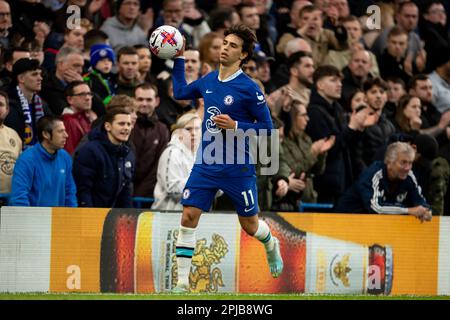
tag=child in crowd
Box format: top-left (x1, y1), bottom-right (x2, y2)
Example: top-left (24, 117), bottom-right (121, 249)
top-left (83, 43), bottom-right (116, 107)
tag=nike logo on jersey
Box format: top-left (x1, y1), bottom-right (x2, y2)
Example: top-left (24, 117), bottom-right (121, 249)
top-left (244, 206), bottom-right (255, 213)
top-left (206, 89), bottom-right (213, 94)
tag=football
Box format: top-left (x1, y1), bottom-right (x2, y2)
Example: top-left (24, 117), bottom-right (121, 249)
top-left (149, 25), bottom-right (184, 59)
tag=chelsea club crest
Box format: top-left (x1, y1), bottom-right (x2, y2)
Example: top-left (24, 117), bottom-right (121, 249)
top-left (224, 95), bottom-right (234, 106)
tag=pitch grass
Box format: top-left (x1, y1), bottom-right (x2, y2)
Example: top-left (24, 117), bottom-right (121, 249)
top-left (0, 293), bottom-right (449, 300)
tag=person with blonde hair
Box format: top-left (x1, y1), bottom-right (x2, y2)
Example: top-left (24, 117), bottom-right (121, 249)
top-left (152, 112), bottom-right (201, 210)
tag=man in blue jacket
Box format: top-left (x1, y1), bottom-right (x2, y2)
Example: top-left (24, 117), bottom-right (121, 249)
top-left (72, 107), bottom-right (135, 208)
top-left (9, 115), bottom-right (77, 207)
top-left (336, 141), bottom-right (432, 222)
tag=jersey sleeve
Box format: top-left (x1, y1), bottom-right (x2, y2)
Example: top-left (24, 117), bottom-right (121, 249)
top-left (237, 85), bottom-right (273, 133)
top-left (172, 57), bottom-right (203, 100)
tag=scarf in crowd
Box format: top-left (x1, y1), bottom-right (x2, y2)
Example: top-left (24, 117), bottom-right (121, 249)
top-left (16, 86), bottom-right (45, 149)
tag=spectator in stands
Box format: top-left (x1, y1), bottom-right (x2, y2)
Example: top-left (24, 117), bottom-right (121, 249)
top-left (418, 0), bottom-right (449, 73)
top-left (83, 43), bottom-right (116, 108)
top-left (335, 141), bottom-right (432, 222)
top-left (393, 94), bottom-right (422, 135)
top-left (130, 83), bottom-right (170, 200)
top-left (0, 0), bottom-right (12, 49)
top-left (42, 20), bottom-right (92, 73)
top-left (9, 0), bottom-right (53, 48)
top-left (323, 16), bottom-right (379, 76)
top-left (409, 74), bottom-right (450, 142)
top-left (61, 81), bottom-right (96, 155)
top-left (428, 47), bottom-right (450, 114)
top-left (0, 47), bottom-right (30, 90)
top-left (22, 39), bottom-right (45, 66)
top-left (272, 100), bottom-right (334, 211)
top-left (207, 6), bottom-right (240, 37)
top-left (268, 51), bottom-right (314, 117)
top-left (340, 49), bottom-right (373, 108)
top-left (411, 133), bottom-right (449, 217)
top-left (378, 26), bottom-right (421, 85)
top-left (275, 0), bottom-right (312, 56)
top-left (134, 44), bottom-right (156, 84)
top-left (113, 46), bottom-right (142, 97)
top-left (100, 0), bottom-right (149, 52)
top-left (72, 107), bottom-right (135, 208)
top-left (237, 3), bottom-right (274, 57)
top-left (305, 65), bottom-right (369, 204)
top-left (371, 2), bottom-right (422, 62)
top-left (254, 50), bottom-right (276, 94)
top-left (0, 91), bottom-right (22, 196)
top-left (41, 47), bottom-right (85, 115)
top-left (198, 32), bottom-right (223, 74)
top-left (4, 58), bottom-right (51, 149)
top-left (83, 29), bottom-right (109, 62)
top-left (271, 37), bottom-right (312, 89)
top-left (152, 112), bottom-right (202, 210)
top-left (9, 115), bottom-right (77, 207)
top-left (295, 5), bottom-right (348, 66)
top-left (385, 76), bottom-right (406, 121)
top-left (360, 78), bottom-right (396, 168)
top-left (182, 0), bottom-right (212, 48)
top-left (184, 48), bottom-right (201, 84)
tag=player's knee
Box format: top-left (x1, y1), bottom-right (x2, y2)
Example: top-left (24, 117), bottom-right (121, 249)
top-left (181, 207), bottom-right (201, 227)
top-left (240, 219), bottom-right (258, 236)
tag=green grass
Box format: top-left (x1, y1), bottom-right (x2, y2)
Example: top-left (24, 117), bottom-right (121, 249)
top-left (0, 293), bottom-right (449, 300)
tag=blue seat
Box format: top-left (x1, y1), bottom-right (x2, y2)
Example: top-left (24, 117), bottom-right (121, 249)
top-left (299, 202), bottom-right (334, 212)
top-left (132, 197), bottom-right (155, 209)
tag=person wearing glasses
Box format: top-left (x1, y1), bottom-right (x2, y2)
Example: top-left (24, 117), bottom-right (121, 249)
top-left (61, 81), bottom-right (96, 155)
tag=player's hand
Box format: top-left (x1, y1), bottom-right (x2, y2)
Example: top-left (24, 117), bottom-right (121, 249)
top-left (275, 180), bottom-right (289, 198)
top-left (213, 114), bottom-right (236, 130)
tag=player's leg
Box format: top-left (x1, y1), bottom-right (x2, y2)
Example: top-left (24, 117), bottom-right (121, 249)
top-left (238, 214), bottom-right (283, 278)
top-left (174, 205), bottom-right (202, 292)
top-left (173, 171), bottom-right (218, 292)
top-left (224, 176), bottom-right (283, 278)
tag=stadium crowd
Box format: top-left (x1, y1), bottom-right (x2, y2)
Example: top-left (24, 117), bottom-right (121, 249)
top-left (0, 0), bottom-right (449, 216)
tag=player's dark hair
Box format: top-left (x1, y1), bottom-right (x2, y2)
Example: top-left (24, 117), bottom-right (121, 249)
top-left (224, 24), bottom-right (257, 66)
top-left (64, 80), bottom-right (88, 98)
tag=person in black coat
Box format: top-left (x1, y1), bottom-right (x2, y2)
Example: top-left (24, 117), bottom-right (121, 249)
top-left (305, 65), bottom-right (369, 204)
top-left (72, 108), bottom-right (135, 208)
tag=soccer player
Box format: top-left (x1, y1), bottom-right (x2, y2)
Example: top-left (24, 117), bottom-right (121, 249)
top-left (171, 24), bottom-right (283, 292)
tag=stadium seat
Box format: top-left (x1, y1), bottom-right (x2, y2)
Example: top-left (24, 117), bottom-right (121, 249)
top-left (299, 202), bottom-right (334, 213)
top-left (132, 197), bottom-right (155, 209)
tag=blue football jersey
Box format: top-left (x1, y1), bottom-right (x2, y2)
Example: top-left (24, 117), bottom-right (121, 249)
top-left (172, 57), bottom-right (273, 177)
